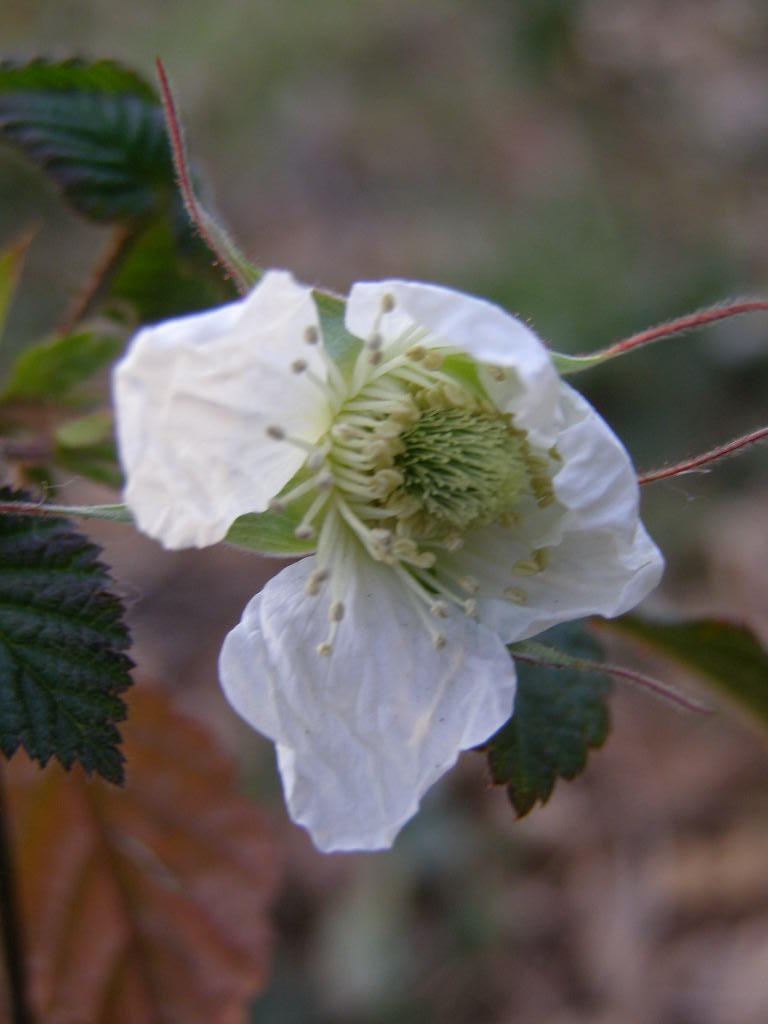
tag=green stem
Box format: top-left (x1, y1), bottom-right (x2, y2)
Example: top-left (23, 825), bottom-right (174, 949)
top-left (0, 765), bottom-right (31, 1024)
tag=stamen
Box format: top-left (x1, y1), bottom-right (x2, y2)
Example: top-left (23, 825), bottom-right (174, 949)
top-left (291, 358), bottom-right (308, 373)
top-left (512, 558), bottom-right (540, 576)
top-left (503, 586), bottom-right (527, 604)
top-left (266, 424), bottom-right (285, 440)
top-left (305, 568), bottom-right (330, 596)
top-left (381, 293), bottom-right (396, 313)
top-left (304, 325), bottom-right (319, 344)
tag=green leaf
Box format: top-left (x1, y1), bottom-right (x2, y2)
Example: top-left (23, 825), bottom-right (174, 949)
top-left (0, 58), bottom-right (174, 222)
top-left (109, 217), bottom-right (235, 321)
top-left (605, 615), bottom-right (768, 731)
top-left (488, 623), bottom-right (611, 817)
top-left (0, 488), bottom-right (133, 783)
top-left (0, 232), bottom-right (31, 341)
top-left (1, 328), bottom-right (124, 402)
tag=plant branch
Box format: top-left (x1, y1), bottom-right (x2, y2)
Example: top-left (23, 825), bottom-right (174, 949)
top-left (0, 766), bottom-right (31, 1024)
top-left (638, 425), bottom-right (768, 485)
top-left (57, 222), bottom-right (142, 334)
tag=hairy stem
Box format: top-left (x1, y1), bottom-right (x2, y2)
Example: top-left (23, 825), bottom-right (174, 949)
top-left (639, 425), bottom-right (768, 485)
top-left (586, 299), bottom-right (768, 361)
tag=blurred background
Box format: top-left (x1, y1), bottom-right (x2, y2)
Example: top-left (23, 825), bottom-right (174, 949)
top-left (2, 2), bottom-right (768, 1022)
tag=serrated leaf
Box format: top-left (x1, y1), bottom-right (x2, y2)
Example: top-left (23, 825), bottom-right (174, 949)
top-left (0, 58), bottom-right (174, 222)
top-left (1, 328), bottom-right (124, 401)
top-left (0, 232), bottom-right (32, 341)
top-left (605, 615), bottom-right (768, 731)
top-left (488, 623), bottom-right (611, 817)
top-left (1, 686), bottom-right (278, 1023)
top-left (0, 488), bottom-right (132, 782)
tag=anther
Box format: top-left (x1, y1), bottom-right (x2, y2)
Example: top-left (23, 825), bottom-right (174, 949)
top-left (307, 451), bottom-right (325, 470)
top-left (512, 559), bottom-right (540, 576)
top-left (463, 599), bottom-right (477, 617)
top-left (291, 358), bottom-right (308, 374)
top-left (503, 586), bottom-right (527, 604)
top-left (316, 472), bottom-right (334, 490)
top-left (422, 351), bottom-right (444, 371)
top-left (433, 632), bottom-right (447, 650)
top-left (267, 498), bottom-right (286, 513)
top-left (459, 575), bottom-right (479, 593)
top-left (430, 600), bottom-right (450, 618)
top-left (305, 568), bottom-right (330, 596)
top-left (266, 424), bottom-right (285, 440)
top-left (533, 548), bottom-right (549, 570)
top-left (329, 600), bottom-right (345, 622)
top-left (317, 641), bottom-right (333, 656)
top-left (295, 524), bottom-right (316, 539)
top-left (304, 325), bottom-right (319, 345)
top-left (406, 345), bottom-right (426, 361)
top-left (489, 366), bottom-right (507, 382)
top-left (381, 293), bottom-right (396, 313)
top-left (368, 333), bottom-right (383, 351)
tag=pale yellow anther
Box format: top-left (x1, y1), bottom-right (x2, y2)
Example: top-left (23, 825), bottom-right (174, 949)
top-left (463, 599), bottom-right (477, 617)
top-left (304, 325), bottom-right (319, 345)
top-left (459, 575), bottom-right (479, 593)
top-left (443, 534), bottom-right (464, 553)
top-left (416, 551), bottom-right (437, 569)
top-left (291, 358), bottom-right (308, 373)
top-left (329, 600), bottom-right (345, 622)
top-left (489, 365), bottom-right (507, 382)
top-left (525, 454), bottom-right (550, 473)
top-left (295, 524), bottom-right (316, 540)
top-left (430, 600), bottom-right (449, 618)
top-left (548, 445), bottom-right (563, 462)
top-left (512, 559), bottom-right (540, 576)
top-left (433, 632), bottom-right (447, 651)
top-left (503, 586), bottom-right (527, 604)
top-left (381, 293), bottom-right (396, 313)
top-left (267, 497), bottom-right (286, 513)
top-left (533, 548), bottom-right (549, 570)
top-left (422, 350), bottom-right (444, 371)
top-left (317, 641), bottom-right (333, 656)
top-left (406, 345), bottom-right (426, 361)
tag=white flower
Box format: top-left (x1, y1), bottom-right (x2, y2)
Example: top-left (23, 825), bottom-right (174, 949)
top-left (114, 271), bottom-right (663, 853)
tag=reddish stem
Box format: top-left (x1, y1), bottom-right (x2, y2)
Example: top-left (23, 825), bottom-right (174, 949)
top-left (591, 299), bottom-right (768, 360)
top-left (513, 651), bottom-right (711, 714)
top-left (639, 425), bottom-right (768, 485)
top-left (155, 58), bottom-right (249, 293)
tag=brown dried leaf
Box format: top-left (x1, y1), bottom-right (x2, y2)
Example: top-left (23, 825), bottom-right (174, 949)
top-left (2, 686), bottom-right (279, 1024)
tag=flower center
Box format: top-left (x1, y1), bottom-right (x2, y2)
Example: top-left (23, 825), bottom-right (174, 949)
top-left (394, 403), bottom-right (529, 535)
top-left (266, 296), bottom-right (559, 653)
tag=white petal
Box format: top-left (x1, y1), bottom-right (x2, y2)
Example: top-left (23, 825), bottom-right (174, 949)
top-left (219, 548), bottom-right (516, 853)
top-left (114, 271), bottom-right (331, 548)
top-left (446, 380), bottom-right (664, 641)
top-left (346, 279), bottom-right (561, 443)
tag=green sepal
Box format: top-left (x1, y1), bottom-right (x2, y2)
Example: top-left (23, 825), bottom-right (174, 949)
top-left (314, 289), bottom-right (361, 370)
top-left (550, 350), bottom-right (609, 375)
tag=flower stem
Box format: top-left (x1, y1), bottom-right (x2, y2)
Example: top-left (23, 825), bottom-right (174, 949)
top-left (638, 425), bottom-right (768, 485)
top-left (590, 299), bottom-right (768, 361)
top-left (0, 766), bottom-right (31, 1024)
top-left (155, 58), bottom-right (258, 294)
top-left (513, 650), bottom-right (711, 714)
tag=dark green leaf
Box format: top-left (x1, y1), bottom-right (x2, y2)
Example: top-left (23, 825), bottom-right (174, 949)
top-left (1, 328), bottom-right (124, 401)
top-left (488, 623), bottom-right (611, 817)
top-left (0, 488), bottom-right (133, 782)
top-left (0, 58), bottom-right (174, 221)
top-left (109, 217), bottom-right (235, 321)
top-left (606, 615), bottom-right (768, 731)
